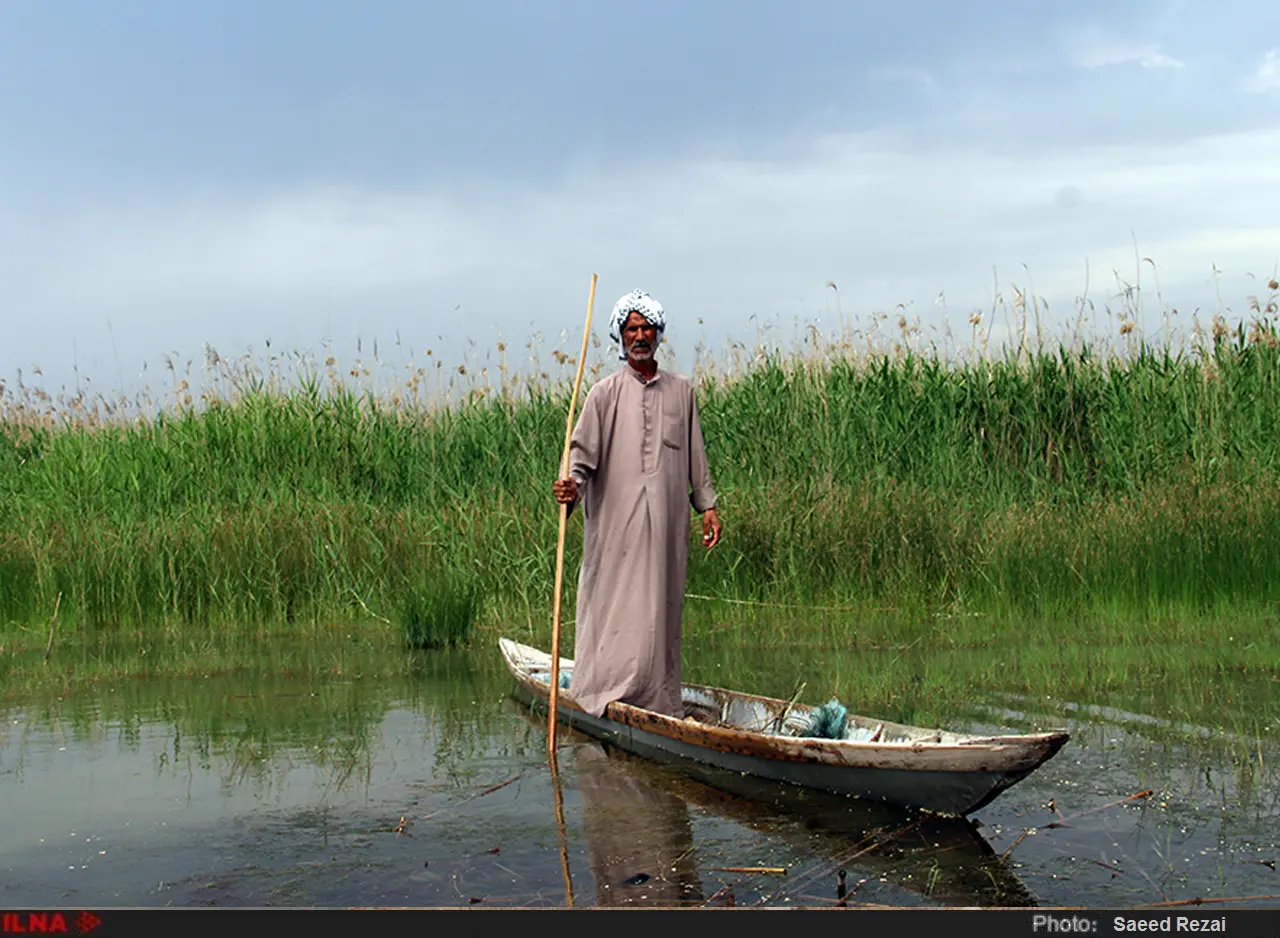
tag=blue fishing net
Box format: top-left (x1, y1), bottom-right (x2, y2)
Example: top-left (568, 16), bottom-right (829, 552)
top-left (535, 669), bottom-right (572, 689)
top-left (805, 698), bottom-right (848, 739)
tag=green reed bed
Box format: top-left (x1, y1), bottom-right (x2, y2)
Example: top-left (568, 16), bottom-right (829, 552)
top-left (3, 302), bottom-right (1280, 663)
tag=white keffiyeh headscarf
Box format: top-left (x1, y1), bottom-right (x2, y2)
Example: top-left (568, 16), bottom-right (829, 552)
top-left (608, 290), bottom-right (666, 360)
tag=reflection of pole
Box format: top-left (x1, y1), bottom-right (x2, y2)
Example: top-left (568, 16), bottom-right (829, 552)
top-left (549, 752), bottom-right (576, 907)
top-left (549, 272), bottom-right (597, 756)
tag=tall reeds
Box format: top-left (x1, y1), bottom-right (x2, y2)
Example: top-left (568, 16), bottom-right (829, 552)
top-left (402, 568), bottom-right (481, 649)
top-left (3, 282), bottom-right (1280, 644)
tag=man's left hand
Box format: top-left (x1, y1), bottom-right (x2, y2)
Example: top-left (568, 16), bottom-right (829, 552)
top-left (701, 508), bottom-right (722, 549)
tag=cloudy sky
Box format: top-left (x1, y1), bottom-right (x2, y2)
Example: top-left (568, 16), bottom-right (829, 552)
top-left (3, 0), bottom-right (1279, 395)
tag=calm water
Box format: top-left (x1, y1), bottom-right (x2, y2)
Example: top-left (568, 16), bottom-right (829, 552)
top-left (1, 640), bottom-right (1277, 908)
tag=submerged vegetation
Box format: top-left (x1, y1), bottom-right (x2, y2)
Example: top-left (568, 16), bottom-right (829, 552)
top-left (1, 277), bottom-right (1280, 675)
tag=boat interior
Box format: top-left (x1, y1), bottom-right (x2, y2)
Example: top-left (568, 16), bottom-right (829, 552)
top-left (519, 652), bottom-right (971, 745)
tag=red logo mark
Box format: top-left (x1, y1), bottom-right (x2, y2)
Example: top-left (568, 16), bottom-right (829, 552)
top-left (1, 913), bottom-right (68, 934)
top-left (74, 914), bottom-right (100, 936)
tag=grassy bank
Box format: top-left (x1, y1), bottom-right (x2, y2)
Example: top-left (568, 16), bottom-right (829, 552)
top-left (3, 305), bottom-right (1280, 649)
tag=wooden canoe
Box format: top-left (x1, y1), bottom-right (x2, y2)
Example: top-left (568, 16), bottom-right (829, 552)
top-left (500, 637), bottom-right (1069, 817)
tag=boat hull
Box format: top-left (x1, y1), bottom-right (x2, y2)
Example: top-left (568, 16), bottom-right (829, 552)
top-left (501, 638), bottom-right (1067, 816)
top-left (516, 685), bottom-right (1041, 816)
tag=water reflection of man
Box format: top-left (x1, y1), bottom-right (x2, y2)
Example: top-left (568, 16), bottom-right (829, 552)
top-left (574, 742), bottom-right (704, 907)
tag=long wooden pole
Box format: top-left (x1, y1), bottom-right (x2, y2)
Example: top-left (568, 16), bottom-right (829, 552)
top-left (548, 272), bottom-right (597, 755)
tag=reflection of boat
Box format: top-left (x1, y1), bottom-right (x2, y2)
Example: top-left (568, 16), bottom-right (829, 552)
top-left (501, 638), bottom-right (1068, 816)
top-left (509, 705), bottom-right (1037, 908)
top-left (590, 743), bottom-right (1040, 908)
top-left (573, 743), bottom-right (705, 907)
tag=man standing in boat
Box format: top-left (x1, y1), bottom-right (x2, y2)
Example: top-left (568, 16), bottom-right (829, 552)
top-left (552, 290), bottom-right (722, 719)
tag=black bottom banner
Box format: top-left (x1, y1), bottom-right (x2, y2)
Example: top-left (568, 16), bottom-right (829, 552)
top-left (1, 907), bottom-right (1277, 935)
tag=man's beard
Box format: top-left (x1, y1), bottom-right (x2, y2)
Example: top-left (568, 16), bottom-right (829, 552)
top-left (627, 342), bottom-right (655, 362)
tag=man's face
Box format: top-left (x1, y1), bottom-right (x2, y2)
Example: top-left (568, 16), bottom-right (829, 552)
top-left (622, 311), bottom-right (659, 364)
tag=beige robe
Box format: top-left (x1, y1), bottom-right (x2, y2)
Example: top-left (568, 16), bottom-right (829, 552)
top-left (567, 366), bottom-right (717, 718)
